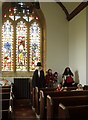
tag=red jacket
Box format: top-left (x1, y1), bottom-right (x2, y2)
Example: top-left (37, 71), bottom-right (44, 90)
top-left (45, 73), bottom-right (54, 84)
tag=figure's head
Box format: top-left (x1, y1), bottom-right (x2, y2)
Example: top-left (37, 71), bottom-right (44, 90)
top-left (36, 62), bottom-right (42, 69)
top-left (66, 67), bottom-right (70, 72)
top-left (54, 72), bottom-right (58, 77)
top-left (48, 69), bottom-right (52, 74)
top-left (77, 84), bottom-right (83, 89)
top-left (63, 67), bottom-right (73, 76)
top-left (37, 62), bottom-right (42, 67)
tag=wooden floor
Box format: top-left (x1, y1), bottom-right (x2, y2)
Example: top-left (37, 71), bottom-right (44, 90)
top-left (13, 99), bottom-right (37, 120)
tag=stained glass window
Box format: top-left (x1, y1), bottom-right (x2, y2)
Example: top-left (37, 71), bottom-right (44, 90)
top-left (29, 22), bottom-right (41, 71)
top-left (2, 20), bottom-right (14, 71)
top-left (2, 2), bottom-right (44, 73)
top-left (16, 21), bottom-right (27, 71)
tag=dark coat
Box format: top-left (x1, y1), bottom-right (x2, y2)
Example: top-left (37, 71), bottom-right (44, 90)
top-left (32, 69), bottom-right (45, 88)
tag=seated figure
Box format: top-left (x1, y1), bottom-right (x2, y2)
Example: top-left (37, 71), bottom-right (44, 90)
top-left (45, 69), bottom-right (54, 87)
top-left (62, 67), bottom-right (74, 87)
top-left (53, 72), bottom-right (60, 88)
top-left (56, 84), bottom-right (63, 91)
top-left (76, 84), bottom-right (83, 91)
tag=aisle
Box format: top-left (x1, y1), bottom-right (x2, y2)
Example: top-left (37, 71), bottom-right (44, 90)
top-left (13, 99), bottom-right (37, 120)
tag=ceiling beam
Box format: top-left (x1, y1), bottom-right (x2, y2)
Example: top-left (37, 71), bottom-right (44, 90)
top-left (57, 2), bottom-right (88, 21)
top-left (57, 2), bottom-right (69, 18)
top-left (67, 2), bottom-right (88, 21)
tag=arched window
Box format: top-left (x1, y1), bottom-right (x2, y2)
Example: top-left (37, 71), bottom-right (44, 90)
top-left (2, 2), bottom-right (46, 76)
top-left (2, 20), bottom-right (14, 71)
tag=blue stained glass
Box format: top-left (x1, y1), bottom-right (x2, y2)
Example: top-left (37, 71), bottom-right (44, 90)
top-left (4, 42), bottom-right (11, 49)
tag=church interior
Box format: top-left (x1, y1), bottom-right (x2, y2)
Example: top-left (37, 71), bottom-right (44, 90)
top-left (0, 0), bottom-right (88, 120)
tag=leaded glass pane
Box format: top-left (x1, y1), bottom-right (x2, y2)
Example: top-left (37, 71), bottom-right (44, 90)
top-left (2, 20), bottom-right (14, 71)
top-left (23, 15), bottom-right (28, 21)
top-left (15, 16), bottom-right (21, 21)
top-left (16, 21), bottom-right (27, 71)
top-left (29, 15), bottom-right (34, 22)
top-left (9, 15), bottom-right (14, 20)
top-left (29, 22), bottom-right (41, 71)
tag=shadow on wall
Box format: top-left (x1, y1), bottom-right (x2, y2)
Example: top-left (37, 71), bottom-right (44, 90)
top-left (75, 70), bottom-right (79, 84)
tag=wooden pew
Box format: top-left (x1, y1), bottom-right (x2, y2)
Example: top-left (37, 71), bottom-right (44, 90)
top-left (0, 92), bottom-right (10, 99)
top-left (0, 110), bottom-right (10, 120)
top-left (66, 86), bottom-right (77, 91)
top-left (34, 86), bottom-right (77, 116)
top-left (58, 103), bottom-right (88, 120)
top-left (0, 88), bottom-right (11, 93)
top-left (34, 87), bottom-right (57, 115)
top-left (83, 85), bottom-right (88, 90)
top-left (32, 88), bottom-right (35, 109)
top-left (40, 90), bottom-right (88, 119)
top-left (0, 85), bottom-right (11, 93)
top-left (0, 99), bottom-right (12, 120)
top-left (0, 85), bottom-right (11, 89)
top-left (47, 95), bottom-right (88, 120)
top-left (1, 99), bottom-right (10, 110)
top-left (0, 85), bottom-right (13, 120)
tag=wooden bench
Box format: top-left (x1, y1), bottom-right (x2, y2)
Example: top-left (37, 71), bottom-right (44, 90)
top-left (84, 85), bottom-right (88, 90)
top-left (0, 110), bottom-right (10, 120)
top-left (0, 92), bottom-right (10, 99)
top-left (0, 85), bottom-right (11, 93)
top-left (66, 86), bottom-right (77, 91)
top-left (0, 85), bottom-right (13, 120)
top-left (0, 99), bottom-right (12, 120)
top-left (33, 86), bottom-right (77, 115)
top-left (0, 86), bottom-right (11, 89)
top-left (32, 88), bottom-right (35, 110)
top-left (47, 95), bottom-right (88, 120)
top-left (34, 87), bottom-right (56, 115)
top-left (0, 88), bottom-right (11, 93)
top-left (40, 90), bottom-right (88, 119)
top-left (58, 103), bottom-right (88, 120)
top-left (0, 99), bottom-right (10, 110)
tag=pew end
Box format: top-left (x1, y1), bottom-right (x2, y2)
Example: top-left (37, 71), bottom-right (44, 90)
top-left (58, 103), bottom-right (69, 120)
top-left (40, 90), bottom-right (44, 120)
top-left (35, 87), bottom-right (39, 115)
top-left (32, 87), bottom-right (35, 110)
top-left (47, 95), bottom-right (53, 120)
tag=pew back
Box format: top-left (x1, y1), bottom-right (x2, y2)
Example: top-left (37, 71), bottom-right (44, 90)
top-left (0, 85), bottom-right (13, 120)
top-left (58, 103), bottom-right (88, 120)
top-left (1, 88), bottom-right (11, 93)
top-left (40, 90), bottom-right (88, 119)
top-left (47, 95), bottom-right (88, 120)
top-left (0, 92), bottom-right (10, 99)
top-left (0, 99), bottom-right (10, 110)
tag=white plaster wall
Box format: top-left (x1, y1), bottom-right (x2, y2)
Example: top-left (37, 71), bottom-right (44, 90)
top-left (40, 2), bottom-right (69, 76)
top-left (69, 8), bottom-right (86, 85)
top-left (86, 6), bottom-right (88, 85)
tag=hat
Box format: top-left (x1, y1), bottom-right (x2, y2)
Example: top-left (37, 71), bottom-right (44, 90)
top-left (37, 62), bottom-right (42, 66)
